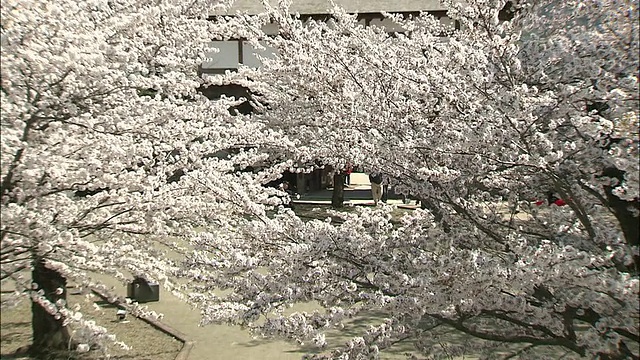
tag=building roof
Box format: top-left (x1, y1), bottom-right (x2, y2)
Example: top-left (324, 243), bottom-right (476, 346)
top-left (215, 0), bottom-right (446, 15)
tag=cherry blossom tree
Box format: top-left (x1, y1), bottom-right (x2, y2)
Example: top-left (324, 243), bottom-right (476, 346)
top-left (186, 0), bottom-right (639, 358)
top-left (0, 0), bottom-right (296, 356)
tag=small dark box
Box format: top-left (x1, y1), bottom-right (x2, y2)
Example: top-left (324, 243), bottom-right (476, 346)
top-left (127, 277), bottom-right (160, 303)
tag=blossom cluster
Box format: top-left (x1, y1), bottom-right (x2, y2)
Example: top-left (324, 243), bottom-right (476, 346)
top-left (183, 0), bottom-right (639, 358)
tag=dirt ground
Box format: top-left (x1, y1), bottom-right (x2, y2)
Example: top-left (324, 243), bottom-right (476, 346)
top-left (0, 288), bottom-right (182, 360)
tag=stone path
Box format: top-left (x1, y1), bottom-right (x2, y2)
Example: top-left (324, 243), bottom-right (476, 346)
top-left (91, 272), bottom-right (312, 360)
top-left (93, 173), bottom-right (420, 359)
top-left (294, 173), bottom-right (420, 208)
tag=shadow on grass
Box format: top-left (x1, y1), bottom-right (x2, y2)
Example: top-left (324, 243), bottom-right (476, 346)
top-left (93, 300), bottom-right (119, 308)
top-left (1, 321), bottom-right (30, 330)
top-left (0, 351), bottom-right (31, 360)
top-left (1, 319), bottom-right (31, 358)
top-left (234, 311), bottom-right (584, 360)
top-left (0, 344), bottom-right (180, 360)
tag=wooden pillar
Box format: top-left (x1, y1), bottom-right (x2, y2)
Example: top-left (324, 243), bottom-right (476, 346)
top-left (296, 173), bottom-right (307, 194)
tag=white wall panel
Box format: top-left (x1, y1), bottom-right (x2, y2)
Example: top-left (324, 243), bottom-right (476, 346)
top-left (242, 41), bottom-right (277, 68)
top-left (201, 41), bottom-right (240, 69)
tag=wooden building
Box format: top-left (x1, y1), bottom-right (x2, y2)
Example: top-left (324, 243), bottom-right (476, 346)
top-left (200, 0), bottom-right (451, 75)
top-left (198, 1), bottom-right (514, 193)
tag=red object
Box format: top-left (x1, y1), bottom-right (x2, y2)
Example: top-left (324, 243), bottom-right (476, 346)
top-left (534, 199), bottom-right (568, 206)
top-left (554, 199), bottom-right (567, 206)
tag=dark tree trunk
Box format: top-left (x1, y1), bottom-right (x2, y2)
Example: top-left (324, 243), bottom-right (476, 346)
top-left (602, 167), bottom-right (640, 247)
top-left (332, 173), bottom-right (345, 208)
top-left (419, 197), bottom-right (451, 233)
top-left (30, 257), bottom-right (71, 358)
top-left (297, 173), bottom-right (307, 195)
top-left (602, 167), bottom-right (639, 273)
